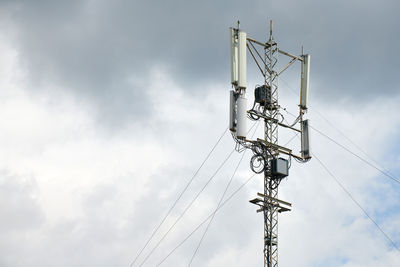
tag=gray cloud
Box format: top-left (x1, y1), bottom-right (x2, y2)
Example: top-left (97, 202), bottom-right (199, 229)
top-left (3, 0), bottom-right (398, 130)
top-left (0, 2), bottom-right (399, 266)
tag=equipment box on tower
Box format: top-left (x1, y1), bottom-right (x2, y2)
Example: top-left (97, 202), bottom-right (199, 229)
top-left (271, 158), bottom-right (289, 179)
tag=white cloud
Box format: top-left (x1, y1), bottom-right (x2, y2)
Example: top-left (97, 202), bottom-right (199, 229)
top-left (0, 5), bottom-right (400, 266)
top-left (1, 48), bottom-right (399, 266)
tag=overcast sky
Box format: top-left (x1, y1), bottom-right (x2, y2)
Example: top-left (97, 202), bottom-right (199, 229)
top-left (0, 1), bottom-right (399, 266)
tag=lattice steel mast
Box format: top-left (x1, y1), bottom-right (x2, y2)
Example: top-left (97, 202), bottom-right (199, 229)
top-left (263, 20), bottom-right (280, 267)
top-left (229, 20), bottom-right (312, 267)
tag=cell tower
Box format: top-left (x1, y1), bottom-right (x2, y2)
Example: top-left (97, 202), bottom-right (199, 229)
top-left (229, 20), bottom-right (311, 267)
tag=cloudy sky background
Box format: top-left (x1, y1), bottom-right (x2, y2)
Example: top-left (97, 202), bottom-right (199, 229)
top-left (0, 0), bottom-right (399, 266)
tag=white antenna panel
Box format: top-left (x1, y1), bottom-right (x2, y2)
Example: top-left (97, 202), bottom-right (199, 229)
top-left (230, 28), bottom-right (238, 85)
top-left (301, 119), bottom-right (311, 159)
top-left (229, 90), bottom-right (236, 132)
top-left (236, 96), bottom-right (247, 139)
top-left (300, 54), bottom-right (310, 109)
top-left (238, 31), bottom-right (247, 89)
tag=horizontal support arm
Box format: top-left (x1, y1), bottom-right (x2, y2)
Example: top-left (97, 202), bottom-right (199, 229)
top-left (247, 110), bottom-right (301, 133)
top-left (277, 49), bottom-right (303, 61)
top-left (257, 193), bottom-right (292, 207)
top-left (255, 138), bottom-right (304, 161)
top-left (246, 37), bottom-right (269, 47)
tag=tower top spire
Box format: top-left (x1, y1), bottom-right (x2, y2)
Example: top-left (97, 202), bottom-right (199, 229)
top-left (269, 19), bottom-right (273, 39)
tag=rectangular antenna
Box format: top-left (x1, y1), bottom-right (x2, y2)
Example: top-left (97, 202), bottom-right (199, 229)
top-left (300, 54), bottom-right (310, 109)
top-left (238, 31), bottom-right (247, 89)
top-left (236, 96), bottom-right (247, 139)
top-left (301, 119), bottom-right (311, 159)
top-left (230, 28), bottom-right (238, 85)
top-left (229, 90), bottom-right (236, 132)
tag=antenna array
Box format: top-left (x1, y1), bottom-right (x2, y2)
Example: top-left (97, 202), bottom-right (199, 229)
top-left (229, 20), bottom-right (311, 267)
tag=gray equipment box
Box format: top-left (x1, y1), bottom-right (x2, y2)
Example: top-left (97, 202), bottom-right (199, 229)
top-left (271, 158), bottom-right (289, 179)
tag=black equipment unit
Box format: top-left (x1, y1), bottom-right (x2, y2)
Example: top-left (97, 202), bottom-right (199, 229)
top-left (254, 85), bottom-right (271, 106)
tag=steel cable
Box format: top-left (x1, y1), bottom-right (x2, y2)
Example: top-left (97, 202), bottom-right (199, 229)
top-left (187, 121), bottom-right (261, 266)
top-left (156, 173), bottom-right (257, 266)
top-left (137, 148), bottom-right (235, 267)
top-left (129, 127), bottom-right (228, 267)
top-left (281, 75), bottom-right (397, 179)
top-left (313, 152), bottom-right (400, 251)
top-left (279, 77), bottom-right (400, 185)
top-left (282, 105), bottom-right (400, 185)
top-left (137, 121), bottom-right (260, 266)
top-left (311, 126), bottom-right (400, 185)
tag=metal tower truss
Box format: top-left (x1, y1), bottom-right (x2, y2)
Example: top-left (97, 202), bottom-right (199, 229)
top-left (230, 20), bottom-right (311, 267)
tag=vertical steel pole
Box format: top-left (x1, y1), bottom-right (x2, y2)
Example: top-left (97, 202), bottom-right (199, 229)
top-left (263, 20), bottom-right (280, 267)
